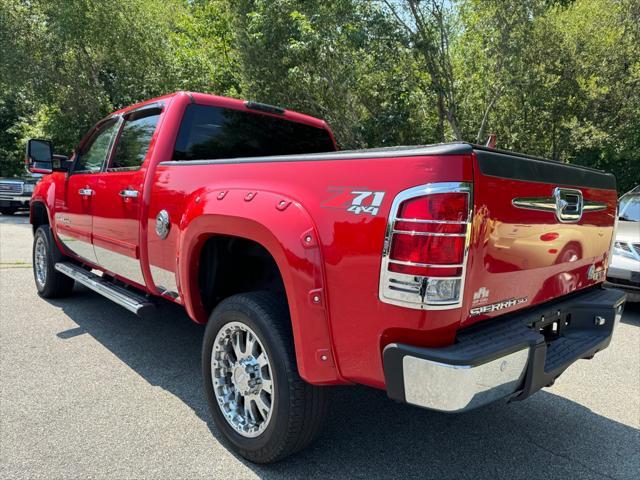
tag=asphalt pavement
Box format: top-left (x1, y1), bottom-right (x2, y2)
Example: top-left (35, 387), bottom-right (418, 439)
top-left (1, 212), bottom-right (639, 479)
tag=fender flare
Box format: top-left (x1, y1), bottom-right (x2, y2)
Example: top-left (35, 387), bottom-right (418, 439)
top-left (177, 187), bottom-right (345, 385)
top-left (30, 185), bottom-right (67, 253)
top-left (30, 186), bottom-right (55, 228)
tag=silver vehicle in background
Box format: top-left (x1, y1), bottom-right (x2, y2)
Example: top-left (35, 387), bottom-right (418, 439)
top-left (607, 186), bottom-right (640, 301)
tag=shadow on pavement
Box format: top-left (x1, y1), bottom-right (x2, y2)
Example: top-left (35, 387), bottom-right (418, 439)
top-left (49, 285), bottom-right (639, 480)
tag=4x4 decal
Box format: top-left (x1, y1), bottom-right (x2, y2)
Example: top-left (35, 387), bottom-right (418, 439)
top-left (322, 187), bottom-right (385, 216)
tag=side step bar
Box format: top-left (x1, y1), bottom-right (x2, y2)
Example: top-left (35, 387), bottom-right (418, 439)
top-left (54, 262), bottom-right (155, 316)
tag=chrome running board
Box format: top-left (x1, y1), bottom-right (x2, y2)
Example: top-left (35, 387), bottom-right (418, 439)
top-left (54, 262), bottom-right (155, 316)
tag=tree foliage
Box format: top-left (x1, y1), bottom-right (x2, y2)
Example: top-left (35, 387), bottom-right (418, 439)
top-left (0, 0), bottom-right (637, 191)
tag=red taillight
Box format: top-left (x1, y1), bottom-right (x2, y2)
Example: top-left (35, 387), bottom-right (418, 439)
top-left (398, 193), bottom-right (468, 221)
top-left (394, 221), bottom-right (464, 234)
top-left (390, 234), bottom-right (465, 265)
top-left (380, 184), bottom-right (471, 308)
top-left (388, 263), bottom-right (462, 277)
top-left (389, 192), bottom-right (468, 268)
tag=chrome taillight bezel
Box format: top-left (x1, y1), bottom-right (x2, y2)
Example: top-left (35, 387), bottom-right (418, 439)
top-left (379, 182), bottom-right (473, 310)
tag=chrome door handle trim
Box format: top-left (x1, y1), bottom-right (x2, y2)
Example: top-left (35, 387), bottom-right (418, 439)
top-left (78, 188), bottom-right (94, 196)
top-left (119, 189), bottom-right (139, 198)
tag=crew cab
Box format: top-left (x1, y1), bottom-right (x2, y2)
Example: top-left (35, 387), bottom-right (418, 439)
top-left (26, 92), bottom-right (626, 463)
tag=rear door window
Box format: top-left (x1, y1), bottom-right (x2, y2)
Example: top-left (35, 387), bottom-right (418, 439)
top-left (173, 104), bottom-right (335, 161)
top-left (108, 111), bottom-right (160, 172)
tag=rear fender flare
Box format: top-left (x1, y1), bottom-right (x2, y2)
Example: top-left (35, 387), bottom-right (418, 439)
top-left (178, 188), bottom-right (344, 385)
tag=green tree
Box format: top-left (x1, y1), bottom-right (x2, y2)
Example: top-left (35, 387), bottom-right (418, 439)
top-left (383, 0), bottom-right (464, 141)
top-left (166, 0), bottom-right (241, 96)
top-left (0, 0), bottom-right (637, 191)
top-left (230, 0), bottom-right (438, 148)
top-left (0, 0), bottom-right (243, 169)
top-left (451, 0), bottom-right (638, 192)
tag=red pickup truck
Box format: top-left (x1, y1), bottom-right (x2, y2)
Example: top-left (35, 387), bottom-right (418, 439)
top-left (26, 91), bottom-right (626, 463)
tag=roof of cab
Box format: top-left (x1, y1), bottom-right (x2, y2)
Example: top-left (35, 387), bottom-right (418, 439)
top-left (111, 91), bottom-right (329, 130)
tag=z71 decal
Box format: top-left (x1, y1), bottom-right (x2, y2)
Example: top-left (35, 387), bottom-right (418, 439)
top-left (322, 187), bottom-right (386, 216)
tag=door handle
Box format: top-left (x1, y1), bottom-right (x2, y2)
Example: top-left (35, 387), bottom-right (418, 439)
top-left (119, 189), bottom-right (139, 199)
top-left (78, 188), bottom-right (94, 197)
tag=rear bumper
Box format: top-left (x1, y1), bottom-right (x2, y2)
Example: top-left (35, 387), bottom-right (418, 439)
top-left (383, 287), bottom-right (626, 412)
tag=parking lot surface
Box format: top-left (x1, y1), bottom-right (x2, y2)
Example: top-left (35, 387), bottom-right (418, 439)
top-left (1, 212), bottom-right (639, 479)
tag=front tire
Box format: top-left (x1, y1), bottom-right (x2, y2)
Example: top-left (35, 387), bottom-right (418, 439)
top-left (33, 225), bottom-right (75, 298)
top-left (202, 292), bottom-right (327, 463)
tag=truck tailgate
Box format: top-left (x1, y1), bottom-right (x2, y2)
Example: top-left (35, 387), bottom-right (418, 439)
top-left (461, 148), bottom-right (618, 327)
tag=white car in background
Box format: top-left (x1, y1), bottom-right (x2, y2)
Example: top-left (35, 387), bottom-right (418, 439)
top-left (607, 186), bottom-right (640, 301)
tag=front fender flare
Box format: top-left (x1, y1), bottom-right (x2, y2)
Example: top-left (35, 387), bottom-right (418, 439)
top-left (30, 183), bottom-right (66, 253)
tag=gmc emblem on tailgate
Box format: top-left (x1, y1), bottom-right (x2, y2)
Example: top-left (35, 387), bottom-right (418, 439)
top-left (553, 188), bottom-right (583, 222)
top-left (512, 187), bottom-right (607, 223)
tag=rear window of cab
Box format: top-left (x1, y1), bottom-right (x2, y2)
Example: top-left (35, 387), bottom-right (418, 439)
top-left (173, 104), bottom-right (335, 161)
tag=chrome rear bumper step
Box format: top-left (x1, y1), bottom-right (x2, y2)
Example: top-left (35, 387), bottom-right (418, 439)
top-left (383, 287), bottom-right (625, 412)
top-left (54, 262), bottom-right (155, 316)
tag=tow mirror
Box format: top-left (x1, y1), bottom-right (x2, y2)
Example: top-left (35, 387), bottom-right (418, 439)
top-left (25, 140), bottom-right (71, 173)
top-left (26, 139), bottom-right (54, 174)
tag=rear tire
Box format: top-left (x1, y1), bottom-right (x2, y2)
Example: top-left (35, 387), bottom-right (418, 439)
top-left (202, 292), bottom-right (327, 463)
top-left (33, 225), bottom-right (75, 298)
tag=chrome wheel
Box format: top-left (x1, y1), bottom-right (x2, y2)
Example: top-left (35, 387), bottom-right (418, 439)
top-left (211, 321), bottom-right (274, 438)
top-left (34, 236), bottom-right (47, 288)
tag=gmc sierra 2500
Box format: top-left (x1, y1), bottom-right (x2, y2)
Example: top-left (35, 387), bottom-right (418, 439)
top-left (26, 92), bottom-right (625, 463)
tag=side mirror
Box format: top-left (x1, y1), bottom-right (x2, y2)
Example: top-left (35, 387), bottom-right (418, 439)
top-left (53, 154), bottom-right (72, 171)
top-left (26, 139), bottom-right (53, 174)
top-left (25, 139), bottom-right (71, 173)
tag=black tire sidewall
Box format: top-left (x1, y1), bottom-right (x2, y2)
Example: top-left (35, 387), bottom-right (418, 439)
top-left (202, 295), bottom-right (294, 456)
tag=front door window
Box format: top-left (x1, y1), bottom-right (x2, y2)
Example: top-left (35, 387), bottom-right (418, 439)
top-left (73, 120), bottom-right (120, 174)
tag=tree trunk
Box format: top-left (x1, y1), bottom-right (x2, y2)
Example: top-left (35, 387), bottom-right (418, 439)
top-left (436, 91), bottom-right (445, 142)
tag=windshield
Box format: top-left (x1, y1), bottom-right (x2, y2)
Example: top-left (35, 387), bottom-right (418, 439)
top-left (619, 193), bottom-right (640, 222)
